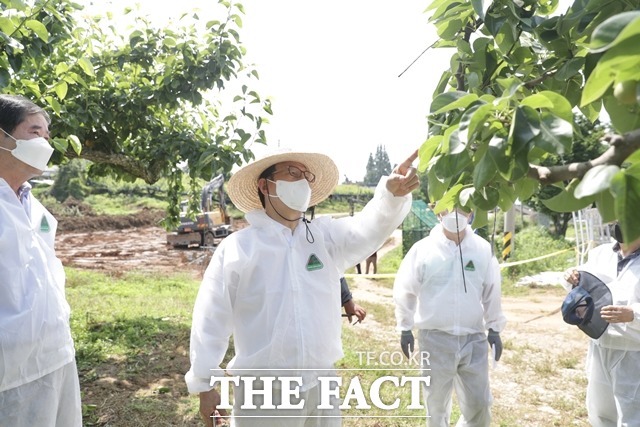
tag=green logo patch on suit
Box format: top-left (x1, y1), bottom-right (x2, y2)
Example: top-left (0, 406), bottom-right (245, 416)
top-left (40, 215), bottom-right (50, 232)
top-left (306, 254), bottom-right (324, 271)
top-left (464, 260), bottom-right (475, 271)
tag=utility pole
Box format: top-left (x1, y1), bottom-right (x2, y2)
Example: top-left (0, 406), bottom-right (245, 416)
top-left (502, 207), bottom-right (515, 261)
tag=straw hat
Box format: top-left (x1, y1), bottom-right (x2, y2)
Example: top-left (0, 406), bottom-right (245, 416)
top-left (228, 148), bottom-right (339, 213)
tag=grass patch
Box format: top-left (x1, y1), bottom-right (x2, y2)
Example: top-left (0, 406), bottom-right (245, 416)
top-left (66, 268), bottom-right (206, 425)
top-left (558, 355), bottom-right (580, 370)
top-left (502, 226), bottom-right (574, 281)
top-left (373, 244), bottom-right (403, 289)
top-left (83, 193), bottom-right (167, 215)
top-left (377, 245), bottom-right (403, 274)
top-left (532, 357), bottom-right (558, 377)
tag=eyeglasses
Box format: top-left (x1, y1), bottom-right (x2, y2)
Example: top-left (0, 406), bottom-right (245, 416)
top-left (272, 165), bottom-right (316, 183)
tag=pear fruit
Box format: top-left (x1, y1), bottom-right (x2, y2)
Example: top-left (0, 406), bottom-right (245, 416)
top-left (613, 80), bottom-right (638, 105)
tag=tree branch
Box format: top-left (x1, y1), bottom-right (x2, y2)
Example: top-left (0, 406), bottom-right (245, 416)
top-left (523, 69), bottom-right (557, 89)
top-left (455, 21), bottom-right (476, 91)
top-left (78, 150), bottom-right (166, 184)
top-left (528, 128), bottom-right (640, 184)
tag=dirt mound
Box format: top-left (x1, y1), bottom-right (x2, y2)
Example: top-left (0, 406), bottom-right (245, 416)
top-left (47, 198), bottom-right (166, 233)
top-left (56, 208), bottom-right (165, 232)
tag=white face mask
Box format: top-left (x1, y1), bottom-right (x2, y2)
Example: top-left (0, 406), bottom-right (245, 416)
top-left (268, 179), bottom-right (311, 212)
top-left (441, 211), bottom-right (468, 233)
top-left (0, 129), bottom-right (53, 172)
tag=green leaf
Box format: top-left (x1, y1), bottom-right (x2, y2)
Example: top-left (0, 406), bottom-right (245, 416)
top-left (531, 113), bottom-right (573, 155)
top-left (603, 96), bottom-right (640, 134)
top-left (54, 62), bottom-right (70, 76)
top-left (51, 137), bottom-right (68, 152)
top-left (427, 164), bottom-right (451, 202)
top-left (623, 148), bottom-right (640, 166)
top-left (430, 92), bottom-right (479, 114)
top-left (537, 91), bottom-right (573, 123)
top-left (0, 69), bottom-right (10, 89)
top-left (497, 184), bottom-right (516, 211)
top-left (541, 179), bottom-right (595, 212)
top-left (495, 23), bottom-right (518, 55)
top-left (163, 37), bottom-right (177, 47)
top-left (594, 190), bottom-right (616, 223)
top-left (554, 57), bottom-right (585, 81)
top-left (437, 17), bottom-right (468, 40)
top-left (472, 186), bottom-right (500, 210)
top-left (625, 162), bottom-right (640, 180)
top-left (488, 135), bottom-right (510, 176)
top-left (589, 12), bottom-right (640, 53)
top-left (471, 0), bottom-right (493, 21)
top-left (433, 183), bottom-right (464, 214)
top-left (425, 0), bottom-right (451, 13)
top-left (510, 106), bottom-right (540, 147)
top-left (77, 58), bottom-right (95, 77)
top-left (67, 135), bottom-right (82, 155)
top-left (505, 111), bottom-right (536, 182)
top-left (473, 149), bottom-right (497, 189)
top-left (611, 170), bottom-right (640, 242)
top-left (470, 208), bottom-right (488, 229)
top-left (434, 150), bottom-right (472, 180)
top-left (44, 96), bottom-right (61, 115)
top-left (483, 12), bottom-right (505, 37)
top-left (459, 102), bottom-right (493, 144)
top-left (54, 81), bottom-right (68, 100)
top-left (513, 177), bottom-right (538, 201)
top-left (459, 187), bottom-right (475, 207)
top-left (448, 129), bottom-right (466, 154)
top-left (0, 17), bottom-right (17, 35)
top-left (442, 124), bottom-right (459, 154)
top-left (520, 93), bottom-right (554, 110)
top-left (418, 136), bottom-right (443, 172)
top-left (582, 35), bottom-right (640, 106)
top-left (579, 101), bottom-right (602, 123)
top-left (25, 19), bottom-right (48, 42)
top-left (574, 165), bottom-right (620, 199)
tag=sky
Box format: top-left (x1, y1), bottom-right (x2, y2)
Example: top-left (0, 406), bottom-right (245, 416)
top-left (236, 1), bottom-right (450, 182)
top-left (84, 0), bottom-right (451, 182)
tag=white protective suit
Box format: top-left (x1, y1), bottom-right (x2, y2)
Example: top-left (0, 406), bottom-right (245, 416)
top-left (579, 242), bottom-right (640, 427)
top-left (185, 177), bottom-right (411, 426)
top-left (393, 224), bottom-right (506, 427)
top-left (0, 179), bottom-right (81, 426)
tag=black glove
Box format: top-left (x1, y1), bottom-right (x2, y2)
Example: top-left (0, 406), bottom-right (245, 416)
top-left (487, 329), bottom-right (502, 361)
top-left (400, 330), bottom-right (414, 358)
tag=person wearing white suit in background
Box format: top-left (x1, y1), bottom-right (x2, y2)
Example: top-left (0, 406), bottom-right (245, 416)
top-left (564, 222), bottom-right (640, 427)
top-left (393, 208), bottom-right (506, 427)
top-left (0, 94), bottom-right (81, 426)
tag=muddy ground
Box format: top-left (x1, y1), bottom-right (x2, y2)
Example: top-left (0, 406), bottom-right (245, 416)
top-left (54, 211), bottom-right (590, 426)
top-left (56, 224), bottom-right (212, 276)
top-left (54, 205), bottom-right (241, 277)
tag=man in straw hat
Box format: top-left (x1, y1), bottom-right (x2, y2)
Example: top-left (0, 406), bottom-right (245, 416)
top-left (564, 221), bottom-right (640, 426)
top-left (186, 148), bottom-right (419, 426)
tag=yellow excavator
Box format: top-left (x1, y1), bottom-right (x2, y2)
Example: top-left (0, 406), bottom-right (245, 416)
top-left (166, 174), bottom-right (233, 248)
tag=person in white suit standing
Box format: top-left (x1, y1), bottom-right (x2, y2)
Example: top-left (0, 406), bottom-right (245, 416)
top-left (394, 207), bottom-right (506, 427)
top-left (0, 94), bottom-right (81, 426)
